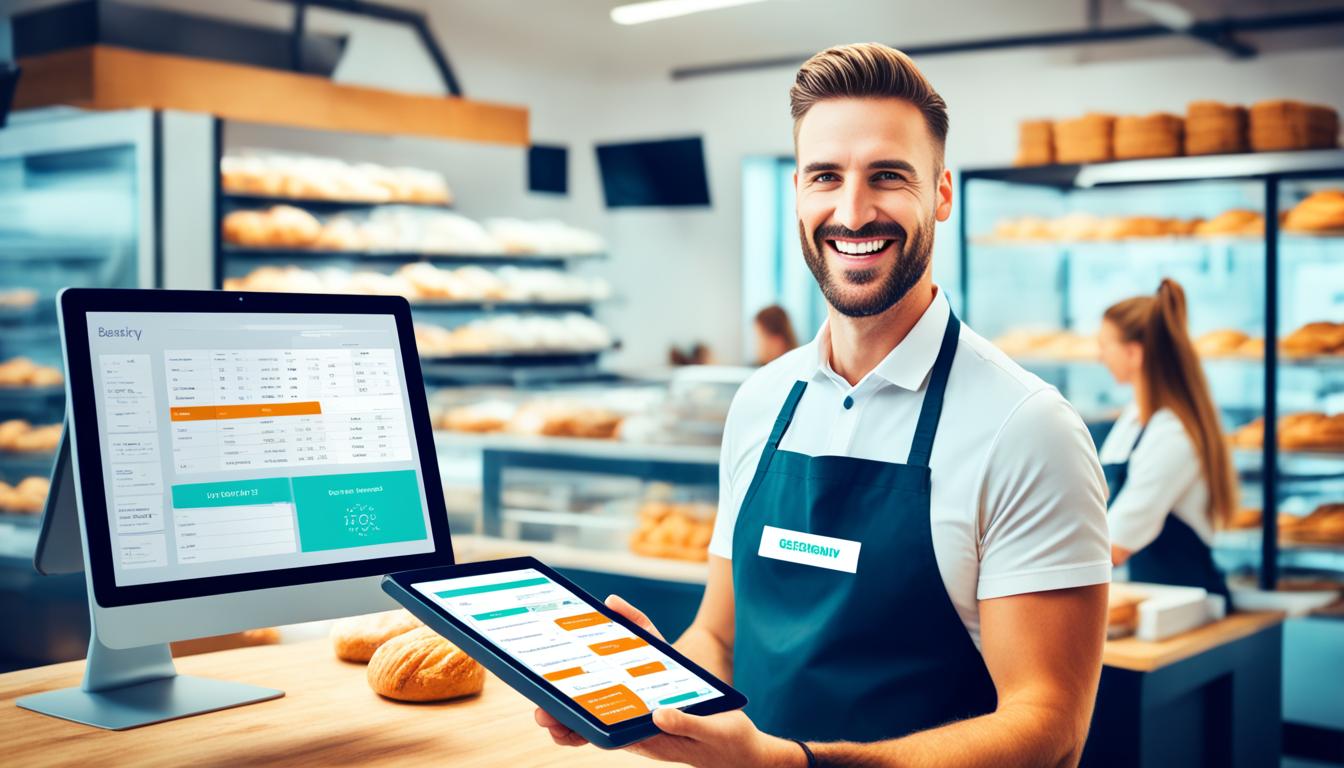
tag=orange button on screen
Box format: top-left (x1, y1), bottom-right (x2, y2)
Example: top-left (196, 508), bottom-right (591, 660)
top-left (554, 612), bottom-right (610, 631)
top-left (572, 684), bottom-right (650, 725)
top-left (626, 661), bottom-right (666, 678)
top-left (587, 637), bottom-right (648, 656)
top-left (542, 667), bottom-right (585, 682)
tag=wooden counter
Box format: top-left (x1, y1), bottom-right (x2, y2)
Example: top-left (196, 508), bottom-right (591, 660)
top-left (0, 639), bottom-right (674, 767)
top-left (1103, 611), bottom-right (1285, 672)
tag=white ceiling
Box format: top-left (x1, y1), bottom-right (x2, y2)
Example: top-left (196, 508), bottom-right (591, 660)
top-left (417, 0), bottom-right (1344, 80)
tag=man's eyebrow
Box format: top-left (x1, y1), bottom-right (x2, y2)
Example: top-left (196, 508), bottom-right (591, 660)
top-left (869, 159), bottom-right (918, 176)
top-left (801, 162), bottom-right (841, 174)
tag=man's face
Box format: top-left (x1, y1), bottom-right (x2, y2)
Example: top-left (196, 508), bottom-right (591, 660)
top-left (794, 98), bottom-right (953, 318)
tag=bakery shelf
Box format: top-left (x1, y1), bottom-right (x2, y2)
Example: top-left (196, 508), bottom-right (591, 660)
top-left (221, 247), bottom-right (605, 268)
top-left (221, 193), bottom-right (454, 213)
top-left (409, 300), bottom-right (599, 314)
top-left (963, 148), bottom-right (1344, 189)
top-left (1217, 530), bottom-right (1344, 575)
top-left (0, 452), bottom-right (57, 477)
top-left (453, 533), bottom-right (709, 585)
top-left (420, 353), bottom-right (617, 387)
top-left (962, 149), bottom-right (1344, 590)
top-left (0, 386), bottom-right (64, 410)
top-left (434, 430), bottom-right (721, 465)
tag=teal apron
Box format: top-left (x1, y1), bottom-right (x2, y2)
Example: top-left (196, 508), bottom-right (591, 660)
top-left (731, 311), bottom-right (998, 742)
top-left (1103, 425), bottom-right (1230, 601)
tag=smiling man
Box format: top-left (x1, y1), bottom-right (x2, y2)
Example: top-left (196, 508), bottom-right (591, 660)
top-left (538, 43), bottom-right (1112, 767)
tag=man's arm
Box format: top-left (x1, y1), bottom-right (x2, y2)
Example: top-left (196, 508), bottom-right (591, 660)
top-left (672, 555), bottom-right (736, 682)
top-left (808, 583), bottom-right (1108, 768)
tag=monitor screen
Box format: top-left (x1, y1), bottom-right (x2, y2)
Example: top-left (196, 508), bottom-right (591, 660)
top-left (595, 137), bottom-right (711, 208)
top-left (85, 311), bottom-right (436, 587)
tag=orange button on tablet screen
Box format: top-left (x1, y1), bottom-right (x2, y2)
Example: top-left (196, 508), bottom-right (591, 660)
top-left (587, 637), bottom-right (648, 656)
top-left (554, 612), bottom-right (610, 631)
top-left (572, 684), bottom-right (651, 725)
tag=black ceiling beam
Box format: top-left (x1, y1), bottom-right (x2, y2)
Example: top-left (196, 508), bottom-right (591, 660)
top-left (670, 8), bottom-right (1344, 80)
top-left (265, 0), bottom-right (462, 96)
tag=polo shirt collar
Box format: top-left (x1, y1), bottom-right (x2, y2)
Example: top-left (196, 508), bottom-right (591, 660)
top-left (806, 286), bottom-right (950, 392)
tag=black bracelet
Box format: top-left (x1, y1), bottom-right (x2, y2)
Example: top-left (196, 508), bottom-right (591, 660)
top-left (792, 738), bottom-right (818, 768)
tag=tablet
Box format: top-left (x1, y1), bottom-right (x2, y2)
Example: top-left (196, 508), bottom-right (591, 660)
top-left (383, 557), bottom-right (746, 748)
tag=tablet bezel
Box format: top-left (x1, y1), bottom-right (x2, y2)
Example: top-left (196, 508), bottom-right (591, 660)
top-left (60, 287), bottom-right (454, 608)
top-left (385, 556), bottom-right (748, 742)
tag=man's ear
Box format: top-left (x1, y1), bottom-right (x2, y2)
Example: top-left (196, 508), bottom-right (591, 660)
top-left (935, 167), bottom-right (953, 223)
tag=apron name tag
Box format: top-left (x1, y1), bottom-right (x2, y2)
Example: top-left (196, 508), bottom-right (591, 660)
top-left (758, 525), bottom-right (861, 573)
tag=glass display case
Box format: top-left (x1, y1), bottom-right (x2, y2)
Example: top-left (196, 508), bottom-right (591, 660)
top-left (0, 109), bottom-right (160, 670)
top-left (960, 149), bottom-right (1344, 595)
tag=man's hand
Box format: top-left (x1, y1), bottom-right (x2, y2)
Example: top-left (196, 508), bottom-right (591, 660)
top-left (533, 593), bottom-right (800, 767)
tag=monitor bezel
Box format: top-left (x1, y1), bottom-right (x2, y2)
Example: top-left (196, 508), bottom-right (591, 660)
top-left (60, 287), bottom-right (454, 608)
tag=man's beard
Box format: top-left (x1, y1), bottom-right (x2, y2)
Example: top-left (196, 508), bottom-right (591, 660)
top-left (799, 216), bottom-right (933, 318)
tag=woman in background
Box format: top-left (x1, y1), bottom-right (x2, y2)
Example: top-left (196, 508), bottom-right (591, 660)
top-left (1097, 278), bottom-right (1235, 601)
top-left (753, 305), bottom-right (798, 366)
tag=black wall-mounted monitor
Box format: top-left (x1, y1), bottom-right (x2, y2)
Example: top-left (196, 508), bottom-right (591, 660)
top-left (596, 136), bottom-right (711, 208)
top-left (528, 144), bottom-right (568, 195)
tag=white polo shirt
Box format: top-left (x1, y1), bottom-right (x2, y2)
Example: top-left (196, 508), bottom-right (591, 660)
top-left (709, 287), bottom-right (1111, 649)
top-left (1099, 403), bottom-right (1215, 551)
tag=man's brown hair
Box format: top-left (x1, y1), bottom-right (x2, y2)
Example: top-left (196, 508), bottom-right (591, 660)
top-left (789, 43), bottom-right (949, 160)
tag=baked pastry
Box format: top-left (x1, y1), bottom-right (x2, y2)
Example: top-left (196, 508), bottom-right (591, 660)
top-left (0, 419), bottom-right (31, 450)
top-left (1249, 100), bottom-right (1339, 151)
top-left (331, 609), bottom-right (424, 663)
top-left (367, 626), bottom-right (485, 702)
top-left (0, 476), bottom-right (50, 514)
top-left (1194, 329), bottom-right (1250, 357)
top-left (1054, 113), bottom-right (1116, 164)
top-left (1185, 101), bottom-right (1249, 156)
top-left (1280, 321), bottom-right (1344, 357)
top-left (1275, 412), bottom-right (1344, 451)
top-left (1227, 508), bottom-right (1262, 530)
top-left (1114, 113), bottom-right (1184, 160)
top-left (436, 401), bottom-right (515, 433)
top-left (1283, 189), bottom-right (1344, 233)
top-left (629, 501), bottom-right (716, 562)
top-left (1015, 119), bottom-right (1055, 166)
top-left (1194, 209), bottom-right (1264, 237)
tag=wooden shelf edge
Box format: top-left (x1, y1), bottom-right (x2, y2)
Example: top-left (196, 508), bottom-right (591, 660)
top-left (15, 45), bottom-right (529, 146)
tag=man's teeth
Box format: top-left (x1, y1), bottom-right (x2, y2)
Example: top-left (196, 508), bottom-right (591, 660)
top-left (832, 240), bottom-right (890, 256)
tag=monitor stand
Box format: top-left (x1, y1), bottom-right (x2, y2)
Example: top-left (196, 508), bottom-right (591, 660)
top-left (17, 429), bottom-right (284, 730)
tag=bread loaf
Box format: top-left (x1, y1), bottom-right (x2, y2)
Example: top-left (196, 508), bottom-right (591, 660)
top-left (331, 610), bottom-right (423, 663)
top-left (367, 626), bottom-right (486, 702)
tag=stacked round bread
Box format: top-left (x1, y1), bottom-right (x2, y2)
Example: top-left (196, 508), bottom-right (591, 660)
top-left (414, 315), bottom-right (612, 358)
top-left (1283, 189), bottom-right (1344, 233)
top-left (223, 264), bottom-right (610, 304)
top-left (629, 500), bottom-right (715, 562)
top-left (0, 420), bottom-right (61, 453)
top-left (0, 357), bottom-right (63, 388)
top-left (1230, 412), bottom-right (1344, 452)
top-left (1185, 101), bottom-right (1249, 155)
top-left (221, 152), bottom-right (453, 205)
top-left (1014, 119), bottom-right (1055, 166)
top-left (1249, 100), bottom-right (1340, 152)
top-left (0, 476), bottom-right (50, 514)
top-left (222, 205), bottom-right (323, 249)
top-left (1053, 113), bottom-right (1116, 164)
top-left (1114, 113), bottom-right (1184, 160)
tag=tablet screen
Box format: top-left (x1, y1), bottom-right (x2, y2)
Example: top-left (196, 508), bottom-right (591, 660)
top-left (85, 311), bottom-right (436, 587)
top-left (413, 568), bottom-right (723, 724)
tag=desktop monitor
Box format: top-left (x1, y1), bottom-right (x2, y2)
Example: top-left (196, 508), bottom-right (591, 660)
top-left (18, 288), bottom-right (454, 729)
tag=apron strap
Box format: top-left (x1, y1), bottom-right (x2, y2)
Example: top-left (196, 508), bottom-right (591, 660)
top-left (1129, 422), bottom-right (1148, 455)
top-left (736, 379), bottom-right (808, 522)
top-left (906, 311), bottom-right (961, 468)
